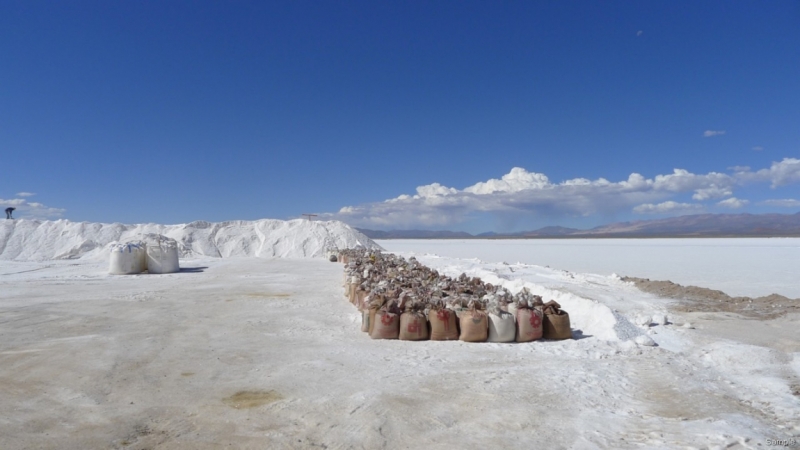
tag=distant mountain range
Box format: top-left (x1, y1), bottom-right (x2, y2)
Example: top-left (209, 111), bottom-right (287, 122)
top-left (355, 229), bottom-right (473, 239)
top-left (356, 212), bottom-right (800, 239)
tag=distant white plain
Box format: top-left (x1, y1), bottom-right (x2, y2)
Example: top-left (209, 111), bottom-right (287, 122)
top-left (377, 238), bottom-right (800, 298)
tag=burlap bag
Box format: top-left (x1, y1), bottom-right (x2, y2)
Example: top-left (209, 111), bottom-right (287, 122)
top-left (515, 307), bottom-right (543, 343)
top-left (361, 309), bottom-right (371, 333)
top-left (367, 296), bottom-right (386, 335)
top-left (370, 310), bottom-right (400, 340)
top-left (399, 311), bottom-right (429, 341)
top-left (348, 283), bottom-right (358, 304)
top-left (542, 300), bottom-right (572, 340)
top-left (428, 307), bottom-right (458, 341)
top-left (356, 290), bottom-right (368, 310)
top-left (459, 308), bottom-right (488, 343)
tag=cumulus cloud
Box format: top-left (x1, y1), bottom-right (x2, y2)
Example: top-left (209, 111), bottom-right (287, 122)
top-left (633, 201), bottom-right (704, 215)
top-left (691, 185), bottom-right (733, 201)
top-left (0, 198), bottom-right (27, 207)
top-left (760, 199), bottom-right (800, 208)
top-left (323, 158), bottom-right (800, 228)
top-left (735, 158), bottom-right (800, 188)
top-left (0, 197), bottom-right (65, 220)
top-left (703, 130), bottom-right (726, 137)
top-left (463, 168), bottom-right (551, 194)
top-left (16, 192), bottom-right (35, 197)
top-left (415, 183), bottom-right (458, 198)
top-left (717, 197), bottom-right (749, 209)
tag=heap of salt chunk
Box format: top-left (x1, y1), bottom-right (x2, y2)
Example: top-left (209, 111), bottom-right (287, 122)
top-left (0, 218), bottom-right (380, 261)
top-left (337, 248), bottom-right (573, 343)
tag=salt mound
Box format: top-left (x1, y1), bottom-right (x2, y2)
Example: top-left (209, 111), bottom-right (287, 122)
top-left (0, 219), bottom-right (381, 261)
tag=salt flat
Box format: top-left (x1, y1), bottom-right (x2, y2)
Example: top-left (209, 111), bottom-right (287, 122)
top-left (1, 257), bottom-right (798, 449)
top-left (378, 238), bottom-right (800, 298)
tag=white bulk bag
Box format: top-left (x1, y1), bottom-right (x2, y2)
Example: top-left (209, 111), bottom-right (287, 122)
top-left (146, 240), bottom-right (180, 274)
top-left (109, 242), bottom-right (147, 275)
top-left (487, 311), bottom-right (516, 343)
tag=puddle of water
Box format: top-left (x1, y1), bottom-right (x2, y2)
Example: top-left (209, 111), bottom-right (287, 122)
top-left (223, 390), bottom-right (283, 409)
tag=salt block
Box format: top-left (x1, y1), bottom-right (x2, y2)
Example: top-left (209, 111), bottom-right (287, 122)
top-left (635, 314), bottom-right (652, 326)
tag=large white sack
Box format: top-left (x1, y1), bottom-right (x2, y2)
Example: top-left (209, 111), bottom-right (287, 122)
top-left (147, 240), bottom-right (180, 274)
top-left (109, 242), bottom-right (146, 275)
top-left (487, 312), bottom-right (516, 343)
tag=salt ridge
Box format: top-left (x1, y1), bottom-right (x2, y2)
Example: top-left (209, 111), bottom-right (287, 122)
top-left (0, 219), bottom-right (381, 261)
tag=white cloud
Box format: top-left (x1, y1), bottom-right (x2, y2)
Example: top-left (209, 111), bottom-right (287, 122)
top-left (463, 167), bottom-right (550, 194)
top-left (637, 30), bottom-right (643, 36)
top-left (16, 192), bottom-right (35, 197)
top-left (0, 198), bottom-right (27, 207)
top-left (717, 197), bottom-right (749, 209)
top-left (416, 183), bottom-right (458, 198)
top-left (692, 185), bottom-right (733, 201)
top-left (765, 158), bottom-right (800, 187)
top-left (752, 146), bottom-right (764, 152)
top-left (736, 158), bottom-right (800, 188)
top-left (633, 201), bottom-right (704, 215)
top-left (0, 197), bottom-right (65, 219)
top-left (760, 199), bottom-right (800, 208)
top-left (703, 130), bottom-right (726, 137)
top-left (324, 159), bottom-right (800, 228)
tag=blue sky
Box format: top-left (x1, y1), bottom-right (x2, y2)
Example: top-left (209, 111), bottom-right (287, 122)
top-left (2, 1), bottom-right (799, 232)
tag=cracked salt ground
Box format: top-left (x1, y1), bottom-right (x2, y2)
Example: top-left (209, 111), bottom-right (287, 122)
top-left (1, 256), bottom-right (798, 449)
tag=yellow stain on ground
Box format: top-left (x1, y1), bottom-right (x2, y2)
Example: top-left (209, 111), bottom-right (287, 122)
top-left (222, 390), bottom-right (283, 409)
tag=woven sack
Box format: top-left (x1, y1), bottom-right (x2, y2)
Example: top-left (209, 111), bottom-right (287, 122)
top-left (487, 311), bottom-right (516, 343)
top-left (459, 309), bottom-right (488, 343)
top-left (399, 311), bottom-right (429, 341)
top-left (361, 310), bottom-right (371, 333)
top-left (349, 284), bottom-right (359, 305)
top-left (370, 310), bottom-right (400, 340)
top-left (367, 297), bottom-right (385, 335)
top-left (542, 301), bottom-right (572, 340)
top-left (515, 308), bottom-right (543, 343)
top-left (451, 307), bottom-right (468, 319)
top-left (356, 290), bottom-right (368, 310)
top-left (428, 308), bottom-right (459, 341)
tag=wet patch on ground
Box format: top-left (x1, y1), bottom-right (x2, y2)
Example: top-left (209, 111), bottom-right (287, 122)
top-left (222, 390), bottom-right (283, 409)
